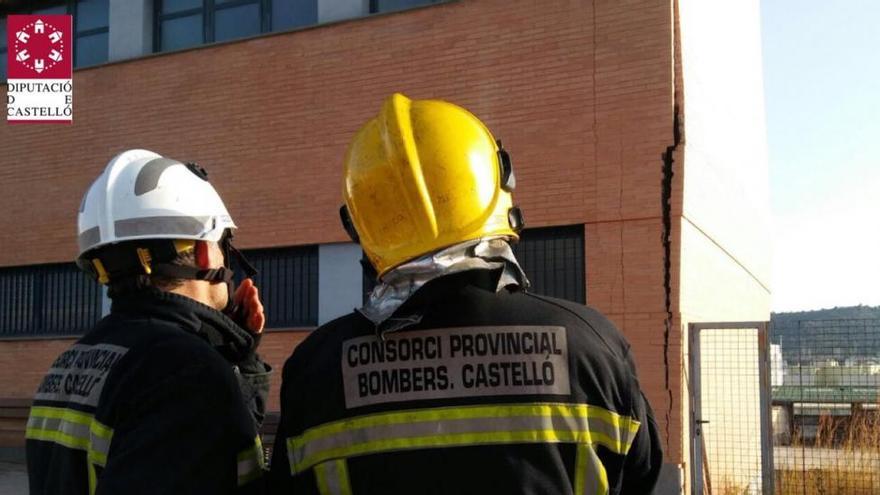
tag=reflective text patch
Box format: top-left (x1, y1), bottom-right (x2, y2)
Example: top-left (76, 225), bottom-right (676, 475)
top-left (341, 326), bottom-right (570, 408)
top-left (34, 343), bottom-right (128, 407)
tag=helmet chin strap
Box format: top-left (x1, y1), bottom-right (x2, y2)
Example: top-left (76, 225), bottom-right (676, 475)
top-left (133, 234), bottom-right (258, 316)
top-left (84, 232), bottom-right (259, 320)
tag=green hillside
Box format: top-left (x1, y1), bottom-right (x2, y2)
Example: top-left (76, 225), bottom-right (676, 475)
top-left (771, 306), bottom-right (880, 362)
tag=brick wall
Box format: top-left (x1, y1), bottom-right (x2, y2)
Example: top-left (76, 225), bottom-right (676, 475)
top-left (0, 0), bottom-right (680, 460)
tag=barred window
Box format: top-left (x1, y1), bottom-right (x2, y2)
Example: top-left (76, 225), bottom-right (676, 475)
top-left (244, 245), bottom-right (319, 328)
top-left (0, 263), bottom-right (103, 338)
top-left (513, 224), bottom-right (586, 304)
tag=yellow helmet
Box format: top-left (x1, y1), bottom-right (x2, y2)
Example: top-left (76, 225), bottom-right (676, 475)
top-left (341, 93), bottom-right (523, 277)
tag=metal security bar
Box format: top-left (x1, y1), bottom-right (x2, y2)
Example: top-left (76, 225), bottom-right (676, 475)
top-left (689, 322), bottom-right (773, 495)
top-left (244, 245), bottom-right (318, 328)
top-left (513, 224), bottom-right (585, 304)
top-left (0, 263), bottom-right (102, 338)
top-left (771, 319), bottom-right (880, 494)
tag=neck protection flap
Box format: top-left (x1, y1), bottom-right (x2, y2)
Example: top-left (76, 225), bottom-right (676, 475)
top-left (359, 237), bottom-right (530, 331)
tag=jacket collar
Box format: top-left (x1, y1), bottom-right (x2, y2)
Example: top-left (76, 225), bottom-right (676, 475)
top-left (359, 237), bottom-right (530, 334)
top-left (110, 289), bottom-right (256, 362)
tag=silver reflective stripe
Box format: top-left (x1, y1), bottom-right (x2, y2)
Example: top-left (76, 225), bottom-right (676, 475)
top-left (287, 403), bottom-right (640, 475)
top-left (135, 158), bottom-right (183, 196)
top-left (575, 443), bottom-right (609, 494)
top-left (26, 407), bottom-right (114, 467)
top-left (237, 437), bottom-right (265, 486)
top-left (78, 226), bottom-right (101, 252)
top-left (315, 459), bottom-right (352, 495)
top-left (237, 457), bottom-right (262, 487)
top-left (90, 427), bottom-right (112, 466)
top-left (27, 414), bottom-right (90, 443)
top-left (114, 216), bottom-right (210, 238)
top-left (298, 414), bottom-right (603, 467)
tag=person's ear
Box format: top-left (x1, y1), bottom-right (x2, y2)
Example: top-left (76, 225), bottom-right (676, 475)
top-left (195, 241), bottom-right (211, 269)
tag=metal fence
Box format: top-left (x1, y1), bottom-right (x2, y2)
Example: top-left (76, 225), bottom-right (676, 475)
top-left (689, 322), bottom-right (773, 495)
top-left (771, 319), bottom-right (880, 495)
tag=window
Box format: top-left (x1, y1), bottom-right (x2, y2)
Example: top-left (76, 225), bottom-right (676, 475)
top-left (1, 18), bottom-right (7, 81)
top-left (361, 225), bottom-right (586, 305)
top-left (156, 0), bottom-right (319, 52)
top-left (244, 245), bottom-right (319, 328)
top-left (369, 0), bottom-right (442, 14)
top-left (72, 0), bottom-right (109, 67)
top-left (152, 0), bottom-right (449, 53)
top-left (513, 225), bottom-right (586, 304)
top-left (271, 0), bottom-right (317, 31)
top-left (0, 0), bottom-right (109, 71)
top-left (0, 263), bottom-right (103, 338)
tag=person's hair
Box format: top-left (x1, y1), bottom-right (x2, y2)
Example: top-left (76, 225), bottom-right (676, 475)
top-left (102, 242), bottom-right (198, 299)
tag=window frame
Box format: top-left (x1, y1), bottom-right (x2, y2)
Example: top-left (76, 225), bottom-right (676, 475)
top-left (72, 0), bottom-right (110, 67)
top-left (154, 0), bottom-right (271, 53)
top-left (0, 0), bottom-right (109, 72)
top-left (369, 0), bottom-right (443, 14)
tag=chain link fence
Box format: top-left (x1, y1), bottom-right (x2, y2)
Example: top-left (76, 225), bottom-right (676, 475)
top-left (771, 319), bottom-right (880, 494)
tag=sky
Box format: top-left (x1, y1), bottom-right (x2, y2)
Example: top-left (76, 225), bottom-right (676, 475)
top-left (761, 0), bottom-right (880, 312)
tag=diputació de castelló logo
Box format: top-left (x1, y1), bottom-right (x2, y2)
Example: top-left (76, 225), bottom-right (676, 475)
top-left (6, 15), bottom-right (73, 124)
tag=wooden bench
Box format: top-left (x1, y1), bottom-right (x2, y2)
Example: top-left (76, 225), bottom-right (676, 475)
top-left (0, 398), bottom-right (32, 461)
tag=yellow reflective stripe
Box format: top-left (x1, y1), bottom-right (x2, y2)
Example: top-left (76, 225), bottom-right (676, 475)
top-left (237, 435), bottom-right (266, 486)
top-left (90, 420), bottom-right (113, 440)
top-left (315, 459), bottom-right (352, 495)
top-left (336, 459), bottom-right (353, 495)
top-left (26, 406), bottom-right (114, 467)
top-left (287, 402), bottom-right (640, 475)
top-left (597, 453), bottom-right (609, 495)
top-left (575, 443), bottom-right (586, 494)
top-left (29, 405), bottom-right (93, 425)
top-left (575, 443), bottom-right (608, 495)
top-left (292, 403), bottom-right (638, 453)
top-left (88, 461), bottom-right (98, 495)
top-left (315, 461), bottom-right (332, 495)
top-left (25, 427), bottom-right (89, 450)
top-left (294, 403), bottom-right (637, 446)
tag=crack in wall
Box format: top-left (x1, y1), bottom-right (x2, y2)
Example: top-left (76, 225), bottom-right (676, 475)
top-left (661, 104), bottom-right (681, 450)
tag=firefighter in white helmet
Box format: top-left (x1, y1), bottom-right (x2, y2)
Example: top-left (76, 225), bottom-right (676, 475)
top-left (269, 94), bottom-right (662, 494)
top-left (27, 149), bottom-right (270, 494)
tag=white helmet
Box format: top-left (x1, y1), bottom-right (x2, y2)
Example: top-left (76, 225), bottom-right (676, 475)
top-left (77, 149), bottom-right (239, 283)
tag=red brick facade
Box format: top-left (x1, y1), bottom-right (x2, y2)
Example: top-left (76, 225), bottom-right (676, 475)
top-left (0, 0), bottom-right (694, 467)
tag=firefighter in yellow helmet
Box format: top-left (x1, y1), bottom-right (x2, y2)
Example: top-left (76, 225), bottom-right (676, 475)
top-left (269, 94), bottom-right (662, 494)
